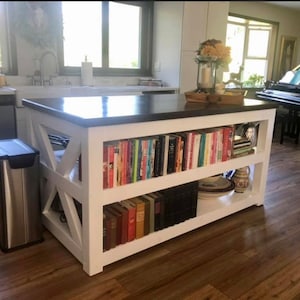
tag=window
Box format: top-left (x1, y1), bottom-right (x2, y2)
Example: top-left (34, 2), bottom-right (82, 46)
top-left (0, 2), bottom-right (17, 75)
top-left (225, 15), bottom-right (278, 87)
top-left (58, 1), bottom-right (153, 77)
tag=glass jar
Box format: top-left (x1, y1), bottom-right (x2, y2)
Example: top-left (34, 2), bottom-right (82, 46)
top-left (196, 56), bottom-right (217, 93)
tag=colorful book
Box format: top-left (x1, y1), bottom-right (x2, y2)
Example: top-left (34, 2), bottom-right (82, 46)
top-left (140, 194), bottom-right (155, 233)
top-left (174, 134), bottom-right (184, 172)
top-left (204, 130), bottom-right (213, 166)
top-left (167, 134), bottom-right (177, 174)
top-left (177, 132), bottom-right (188, 171)
top-left (192, 131), bottom-right (201, 168)
top-left (128, 197), bottom-right (145, 239)
top-left (103, 212), bottom-right (108, 251)
top-left (148, 191), bottom-right (165, 230)
top-left (121, 139), bottom-right (129, 185)
top-left (140, 138), bottom-right (149, 181)
top-left (133, 138), bottom-right (142, 182)
top-left (127, 139), bottom-right (134, 183)
top-left (107, 142), bottom-right (116, 188)
top-left (216, 128), bottom-right (224, 162)
top-left (103, 207), bottom-right (117, 249)
top-left (222, 125), bottom-right (234, 161)
top-left (188, 131), bottom-right (196, 169)
top-left (147, 137), bottom-right (156, 179)
top-left (210, 129), bottom-right (218, 165)
top-left (120, 199), bottom-right (136, 242)
top-left (110, 202), bottom-right (129, 244)
top-left (105, 205), bottom-right (123, 246)
top-left (103, 143), bottom-right (109, 189)
top-left (162, 134), bottom-right (170, 176)
top-left (139, 196), bottom-right (150, 236)
top-left (153, 135), bottom-right (162, 177)
top-left (232, 147), bottom-right (255, 158)
top-left (113, 144), bottom-right (119, 187)
top-left (198, 131), bottom-right (206, 167)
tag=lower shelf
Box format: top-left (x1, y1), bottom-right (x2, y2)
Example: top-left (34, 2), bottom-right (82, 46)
top-left (41, 158), bottom-right (261, 276)
top-left (102, 191), bottom-right (260, 265)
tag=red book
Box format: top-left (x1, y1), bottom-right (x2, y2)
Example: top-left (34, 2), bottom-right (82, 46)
top-left (121, 139), bottom-right (129, 185)
top-left (210, 130), bottom-right (218, 165)
top-left (107, 143), bottom-right (115, 188)
top-left (120, 199), bottom-right (136, 242)
top-left (116, 141), bottom-right (122, 186)
top-left (222, 126), bottom-right (234, 161)
top-left (128, 197), bottom-right (145, 239)
top-left (105, 205), bottom-right (123, 246)
top-left (103, 144), bottom-right (108, 189)
top-left (110, 202), bottom-right (128, 244)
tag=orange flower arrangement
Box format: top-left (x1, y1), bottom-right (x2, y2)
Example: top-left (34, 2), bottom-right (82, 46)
top-left (195, 39), bottom-right (231, 68)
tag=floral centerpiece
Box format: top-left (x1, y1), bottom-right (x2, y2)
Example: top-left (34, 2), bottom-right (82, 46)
top-left (194, 39), bottom-right (232, 98)
top-left (195, 39), bottom-right (231, 69)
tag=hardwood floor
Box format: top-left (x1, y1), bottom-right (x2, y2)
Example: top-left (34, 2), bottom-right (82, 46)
top-left (1, 131), bottom-right (300, 300)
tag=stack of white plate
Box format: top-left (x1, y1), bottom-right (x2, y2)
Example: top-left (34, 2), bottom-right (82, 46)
top-left (198, 175), bottom-right (235, 199)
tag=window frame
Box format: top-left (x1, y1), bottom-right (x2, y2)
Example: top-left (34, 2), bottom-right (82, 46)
top-left (227, 13), bottom-right (278, 83)
top-left (0, 2), bottom-right (17, 75)
top-left (57, 1), bottom-right (153, 77)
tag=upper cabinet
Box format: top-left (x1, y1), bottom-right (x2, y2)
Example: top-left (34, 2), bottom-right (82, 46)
top-left (152, 1), bottom-right (229, 94)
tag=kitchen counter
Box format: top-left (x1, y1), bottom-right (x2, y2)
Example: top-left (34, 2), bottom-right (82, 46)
top-left (0, 87), bottom-right (16, 96)
top-left (13, 85), bottom-right (178, 107)
top-left (22, 94), bottom-right (278, 127)
top-left (15, 85), bottom-right (178, 142)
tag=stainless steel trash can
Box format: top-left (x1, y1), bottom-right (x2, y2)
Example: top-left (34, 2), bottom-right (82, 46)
top-left (0, 139), bottom-right (43, 251)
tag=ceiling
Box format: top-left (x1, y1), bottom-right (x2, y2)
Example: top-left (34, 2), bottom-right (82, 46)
top-left (264, 1), bottom-right (300, 11)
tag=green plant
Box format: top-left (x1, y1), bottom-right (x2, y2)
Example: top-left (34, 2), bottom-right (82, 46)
top-left (244, 74), bottom-right (265, 87)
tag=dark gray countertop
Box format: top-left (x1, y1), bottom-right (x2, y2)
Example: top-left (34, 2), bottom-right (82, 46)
top-left (22, 94), bottom-right (278, 127)
top-left (0, 87), bottom-right (16, 96)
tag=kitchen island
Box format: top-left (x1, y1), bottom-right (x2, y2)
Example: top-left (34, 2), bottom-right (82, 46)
top-left (22, 93), bottom-right (277, 276)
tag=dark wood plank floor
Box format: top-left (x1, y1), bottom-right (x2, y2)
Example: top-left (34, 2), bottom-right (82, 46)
top-left (1, 127), bottom-right (300, 300)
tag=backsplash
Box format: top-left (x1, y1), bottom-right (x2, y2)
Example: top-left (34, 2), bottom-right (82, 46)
top-left (5, 75), bottom-right (144, 87)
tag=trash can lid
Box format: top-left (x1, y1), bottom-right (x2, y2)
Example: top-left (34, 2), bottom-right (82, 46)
top-left (0, 139), bottom-right (39, 169)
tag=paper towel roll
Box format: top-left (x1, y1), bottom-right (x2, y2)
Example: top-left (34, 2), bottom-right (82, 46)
top-left (81, 61), bottom-right (93, 86)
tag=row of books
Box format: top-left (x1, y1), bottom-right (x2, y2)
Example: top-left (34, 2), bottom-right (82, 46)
top-left (232, 135), bottom-right (255, 158)
top-left (103, 125), bottom-right (235, 189)
top-left (103, 181), bottom-right (199, 251)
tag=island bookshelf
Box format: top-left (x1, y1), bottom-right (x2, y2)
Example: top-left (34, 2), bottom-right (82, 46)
top-left (23, 96), bottom-right (276, 276)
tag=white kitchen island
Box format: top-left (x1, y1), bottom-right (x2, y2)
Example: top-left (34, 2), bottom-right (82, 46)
top-left (22, 93), bottom-right (277, 276)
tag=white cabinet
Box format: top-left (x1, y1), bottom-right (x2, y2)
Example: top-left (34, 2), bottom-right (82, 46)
top-left (153, 2), bottom-right (230, 93)
top-left (24, 96), bottom-right (276, 276)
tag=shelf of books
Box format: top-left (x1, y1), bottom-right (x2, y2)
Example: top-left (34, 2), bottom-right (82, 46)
top-left (26, 106), bottom-right (275, 276)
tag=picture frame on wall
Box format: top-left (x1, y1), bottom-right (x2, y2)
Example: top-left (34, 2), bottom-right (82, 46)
top-left (278, 35), bottom-right (297, 79)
